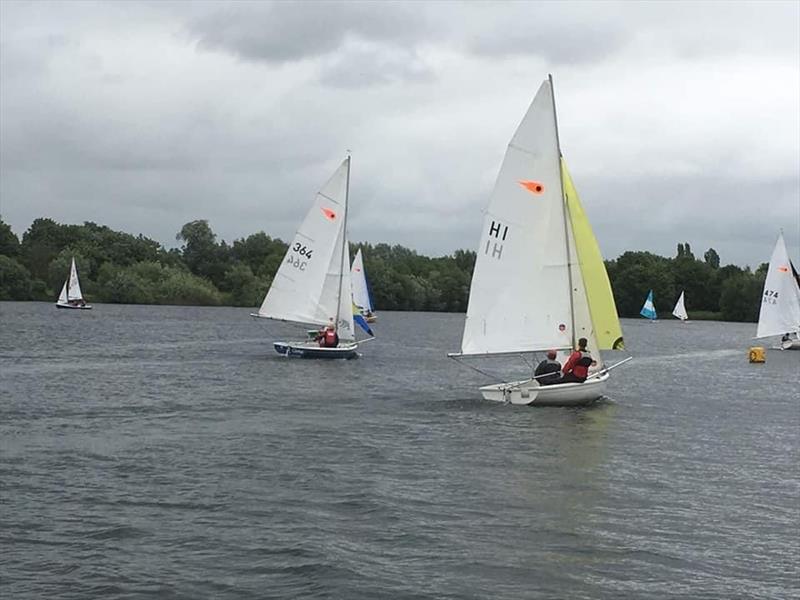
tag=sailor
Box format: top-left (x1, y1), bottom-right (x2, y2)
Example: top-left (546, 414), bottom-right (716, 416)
top-left (534, 350), bottom-right (562, 385)
top-left (561, 338), bottom-right (596, 383)
top-left (319, 323), bottom-right (339, 348)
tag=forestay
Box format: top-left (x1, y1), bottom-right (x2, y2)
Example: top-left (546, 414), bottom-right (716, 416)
top-left (460, 79), bottom-right (572, 356)
top-left (756, 232), bottom-right (800, 339)
top-left (256, 158), bottom-right (355, 341)
top-left (351, 248), bottom-right (373, 312)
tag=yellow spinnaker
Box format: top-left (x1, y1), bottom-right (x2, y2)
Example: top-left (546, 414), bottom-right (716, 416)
top-left (561, 158), bottom-right (624, 350)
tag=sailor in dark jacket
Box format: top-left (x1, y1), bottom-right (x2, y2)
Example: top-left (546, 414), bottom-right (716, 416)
top-left (534, 350), bottom-right (562, 385)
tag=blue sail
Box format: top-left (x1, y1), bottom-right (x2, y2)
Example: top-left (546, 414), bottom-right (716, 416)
top-left (640, 289), bottom-right (657, 320)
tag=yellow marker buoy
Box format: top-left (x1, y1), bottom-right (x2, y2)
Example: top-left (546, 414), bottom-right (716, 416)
top-left (749, 347), bottom-right (766, 363)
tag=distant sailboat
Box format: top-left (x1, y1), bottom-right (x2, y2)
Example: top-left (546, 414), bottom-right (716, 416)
top-left (251, 156), bottom-right (373, 358)
top-left (755, 232), bottom-right (800, 350)
top-left (448, 75), bottom-right (629, 407)
top-left (351, 248), bottom-right (376, 323)
top-left (640, 290), bottom-right (657, 321)
top-left (55, 257), bottom-right (92, 310)
top-left (672, 291), bottom-right (688, 321)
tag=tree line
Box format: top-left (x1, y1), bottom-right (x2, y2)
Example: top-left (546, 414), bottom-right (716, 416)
top-left (0, 217), bottom-right (768, 321)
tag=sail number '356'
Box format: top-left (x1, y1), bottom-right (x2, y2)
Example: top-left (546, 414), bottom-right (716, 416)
top-left (287, 242), bottom-right (314, 271)
top-left (485, 220), bottom-right (508, 260)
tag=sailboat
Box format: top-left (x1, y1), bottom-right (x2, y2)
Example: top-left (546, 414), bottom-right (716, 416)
top-left (672, 291), bottom-right (688, 321)
top-left (251, 156), bottom-right (373, 358)
top-left (448, 75), bottom-right (628, 407)
top-left (640, 290), bottom-right (657, 321)
top-left (351, 248), bottom-right (376, 323)
top-left (755, 232), bottom-right (800, 350)
top-left (55, 257), bottom-right (92, 309)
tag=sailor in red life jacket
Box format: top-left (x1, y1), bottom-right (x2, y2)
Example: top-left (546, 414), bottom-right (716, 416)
top-left (561, 337), bottom-right (596, 383)
top-left (318, 323), bottom-right (340, 348)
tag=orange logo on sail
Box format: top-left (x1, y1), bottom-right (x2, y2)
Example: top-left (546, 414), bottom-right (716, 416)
top-left (778, 265), bottom-right (789, 272)
top-left (321, 207), bottom-right (337, 221)
top-left (519, 180), bottom-right (545, 195)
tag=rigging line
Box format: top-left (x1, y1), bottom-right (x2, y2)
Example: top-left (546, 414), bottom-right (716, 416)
top-left (447, 355), bottom-right (510, 384)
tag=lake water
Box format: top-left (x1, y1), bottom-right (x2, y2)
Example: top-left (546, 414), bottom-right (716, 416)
top-left (1, 302), bottom-right (798, 599)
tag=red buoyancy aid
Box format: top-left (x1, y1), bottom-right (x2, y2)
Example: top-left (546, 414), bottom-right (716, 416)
top-left (323, 329), bottom-right (338, 347)
top-left (563, 350), bottom-right (593, 380)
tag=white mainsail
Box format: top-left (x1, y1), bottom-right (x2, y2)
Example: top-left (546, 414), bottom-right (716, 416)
top-left (351, 248), bottom-right (373, 313)
top-left (756, 232), bottom-right (800, 339)
top-left (460, 78), bottom-right (573, 356)
top-left (672, 291), bottom-right (688, 321)
top-left (58, 258), bottom-right (84, 303)
top-left (256, 157), bottom-right (355, 341)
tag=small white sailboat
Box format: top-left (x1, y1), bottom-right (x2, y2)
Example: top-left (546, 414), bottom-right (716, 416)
top-left (55, 257), bottom-right (92, 310)
top-left (672, 291), bottom-right (688, 321)
top-left (640, 290), bottom-right (657, 321)
top-left (448, 75), bottom-right (628, 407)
top-left (251, 156), bottom-right (373, 359)
top-left (351, 248), bottom-right (376, 323)
top-left (755, 232), bottom-right (800, 350)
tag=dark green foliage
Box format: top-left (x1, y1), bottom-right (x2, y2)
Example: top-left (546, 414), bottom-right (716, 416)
top-left (0, 216), bottom-right (780, 321)
top-left (0, 256), bottom-right (33, 300)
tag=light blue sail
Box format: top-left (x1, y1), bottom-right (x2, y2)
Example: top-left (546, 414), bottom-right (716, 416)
top-left (640, 289), bottom-right (657, 320)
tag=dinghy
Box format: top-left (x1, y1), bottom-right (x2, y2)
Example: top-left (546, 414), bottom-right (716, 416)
top-left (755, 232), bottom-right (800, 350)
top-left (640, 290), bottom-right (657, 321)
top-left (55, 257), bottom-right (92, 310)
top-left (448, 75), bottom-right (628, 406)
top-left (351, 248), bottom-right (377, 323)
top-left (672, 291), bottom-right (688, 321)
top-left (251, 156), bottom-right (373, 358)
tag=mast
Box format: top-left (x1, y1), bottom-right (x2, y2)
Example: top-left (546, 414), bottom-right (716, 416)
top-left (549, 74), bottom-right (576, 348)
top-left (334, 153), bottom-right (351, 330)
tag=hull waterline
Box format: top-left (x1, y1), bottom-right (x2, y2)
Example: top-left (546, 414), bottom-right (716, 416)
top-left (274, 341), bottom-right (359, 359)
top-left (56, 302), bottom-right (92, 310)
top-left (480, 372), bottom-right (609, 406)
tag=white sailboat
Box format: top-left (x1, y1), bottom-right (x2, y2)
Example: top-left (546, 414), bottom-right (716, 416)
top-left (672, 291), bottom-right (688, 321)
top-left (448, 75), bottom-right (628, 406)
top-left (55, 257), bottom-right (92, 310)
top-left (251, 156), bottom-right (372, 358)
top-left (755, 232), bottom-right (800, 350)
top-left (351, 248), bottom-right (376, 322)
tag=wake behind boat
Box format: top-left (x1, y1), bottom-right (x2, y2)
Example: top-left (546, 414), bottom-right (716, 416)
top-left (250, 155), bottom-right (373, 359)
top-left (448, 75), bottom-right (628, 406)
top-left (55, 257), bottom-right (92, 310)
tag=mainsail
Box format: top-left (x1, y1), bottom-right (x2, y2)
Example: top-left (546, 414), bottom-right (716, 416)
top-left (460, 78), bottom-right (572, 356)
top-left (672, 291), bottom-right (688, 320)
top-left (640, 290), bottom-right (657, 320)
top-left (58, 258), bottom-right (84, 303)
top-left (351, 248), bottom-right (373, 313)
top-left (755, 232), bottom-right (800, 339)
top-left (256, 158), bottom-right (355, 341)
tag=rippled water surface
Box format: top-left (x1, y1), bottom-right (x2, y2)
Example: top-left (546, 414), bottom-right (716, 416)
top-left (1, 302), bottom-right (798, 599)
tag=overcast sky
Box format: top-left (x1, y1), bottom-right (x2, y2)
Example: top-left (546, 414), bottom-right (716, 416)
top-left (1, 0), bottom-right (798, 267)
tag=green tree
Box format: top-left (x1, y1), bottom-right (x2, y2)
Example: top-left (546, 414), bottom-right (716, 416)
top-left (704, 248), bottom-right (720, 269)
top-left (0, 218), bottom-right (20, 257)
top-left (0, 256), bottom-right (32, 299)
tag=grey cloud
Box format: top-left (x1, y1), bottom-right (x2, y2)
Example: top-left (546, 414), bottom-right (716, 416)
top-left (187, 1), bottom-right (431, 63)
top-left (318, 45), bottom-right (434, 89)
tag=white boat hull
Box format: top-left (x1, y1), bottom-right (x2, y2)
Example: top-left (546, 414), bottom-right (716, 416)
top-left (56, 302), bottom-right (92, 310)
top-left (480, 372), bottom-right (609, 406)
